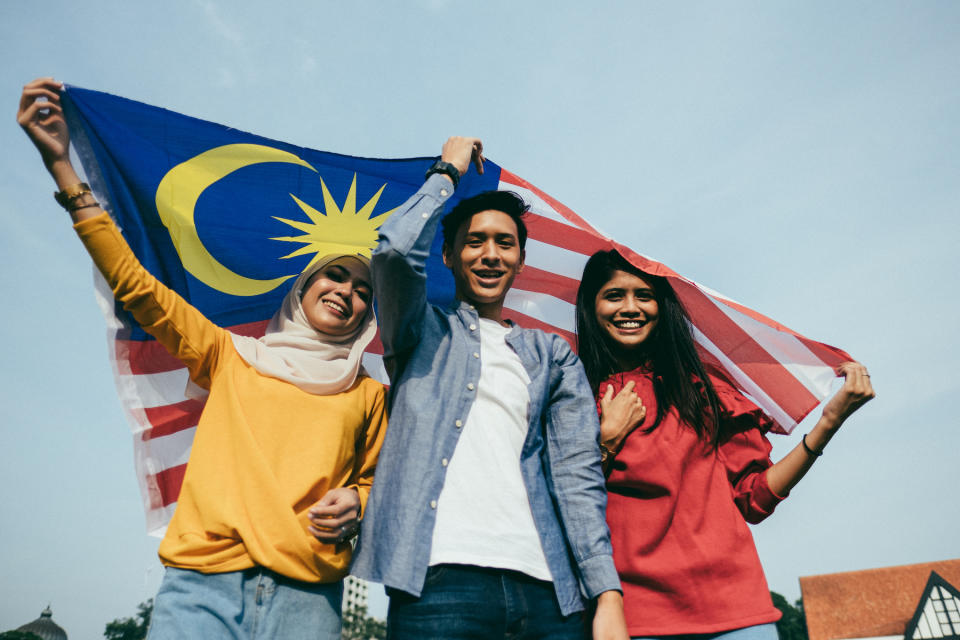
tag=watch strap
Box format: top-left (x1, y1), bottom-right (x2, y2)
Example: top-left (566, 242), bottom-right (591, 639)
top-left (425, 159), bottom-right (460, 188)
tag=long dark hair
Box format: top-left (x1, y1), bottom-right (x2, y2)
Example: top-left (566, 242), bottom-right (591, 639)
top-left (575, 249), bottom-right (723, 443)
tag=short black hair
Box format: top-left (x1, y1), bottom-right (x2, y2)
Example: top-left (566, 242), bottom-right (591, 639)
top-left (441, 190), bottom-right (529, 250)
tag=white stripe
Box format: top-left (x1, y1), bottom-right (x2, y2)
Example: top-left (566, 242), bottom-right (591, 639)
top-left (362, 352), bottom-right (389, 386)
top-left (118, 368), bottom-right (191, 409)
top-left (706, 295), bottom-right (836, 400)
top-left (691, 327), bottom-right (796, 432)
top-left (498, 181), bottom-right (574, 226)
top-left (505, 289), bottom-right (576, 334)
top-left (524, 239), bottom-right (589, 281)
top-left (142, 427), bottom-right (195, 472)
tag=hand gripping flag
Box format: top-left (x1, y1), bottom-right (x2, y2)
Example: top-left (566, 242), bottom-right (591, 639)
top-left (62, 86), bottom-right (853, 534)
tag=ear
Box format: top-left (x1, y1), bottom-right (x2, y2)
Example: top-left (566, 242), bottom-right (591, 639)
top-left (442, 242), bottom-right (452, 268)
top-left (517, 249), bottom-right (526, 273)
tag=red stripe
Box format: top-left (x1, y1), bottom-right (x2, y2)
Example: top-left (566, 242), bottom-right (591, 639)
top-left (514, 266), bottom-right (579, 305)
top-left (368, 331), bottom-right (384, 356)
top-left (117, 339), bottom-right (182, 374)
top-left (142, 399), bottom-right (203, 441)
top-left (526, 213), bottom-right (611, 256)
top-left (713, 297), bottom-right (853, 367)
top-left (671, 279), bottom-right (819, 421)
top-left (500, 169), bottom-right (604, 235)
top-left (501, 309), bottom-right (577, 351)
top-left (614, 243), bottom-right (689, 282)
top-left (118, 319), bottom-right (270, 375)
top-left (152, 463), bottom-right (186, 508)
top-left (795, 336), bottom-right (852, 368)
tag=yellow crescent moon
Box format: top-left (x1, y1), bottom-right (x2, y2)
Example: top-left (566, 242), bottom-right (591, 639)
top-left (155, 143), bottom-right (317, 296)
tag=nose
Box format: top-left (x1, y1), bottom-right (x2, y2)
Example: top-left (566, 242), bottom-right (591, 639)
top-left (332, 281), bottom-right (353, 300)
top-left (480, 240), bottom-right (500, 264)
top-left (620, 294), bottom-right (641, 315)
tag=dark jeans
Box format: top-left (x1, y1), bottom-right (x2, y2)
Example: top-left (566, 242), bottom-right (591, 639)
top-left (387, 564), bottom-right (588, 640)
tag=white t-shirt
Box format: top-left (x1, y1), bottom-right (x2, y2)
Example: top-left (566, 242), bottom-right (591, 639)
top-left (428, 318), bottom-right (552, 581)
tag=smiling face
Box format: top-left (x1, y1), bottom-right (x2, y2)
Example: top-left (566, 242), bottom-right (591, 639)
top-left (300, 258), bottom-right (372, 336)
top-left (594, 269), bottom-right (660, 352)
top-left (442, 209), bottom-right (525, 317)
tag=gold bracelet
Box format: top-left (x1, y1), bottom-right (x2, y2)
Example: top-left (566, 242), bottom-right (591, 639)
top-left (54, 182), bottom-right (92, 210)
top-left (599, 443), bottom-right (614, 465)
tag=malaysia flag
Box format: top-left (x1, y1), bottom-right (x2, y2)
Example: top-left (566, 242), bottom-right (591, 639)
top-left (63, 86), bottom-right (851, 534)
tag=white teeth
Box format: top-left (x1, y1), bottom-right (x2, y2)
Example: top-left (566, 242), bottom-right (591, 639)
top-left (323, 300), bottom-right (346, 314)
top-left (615, 321), bottom-right (642, 328)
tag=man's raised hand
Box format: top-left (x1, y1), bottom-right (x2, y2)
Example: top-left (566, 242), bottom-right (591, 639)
top-left (440, 136), bottom-right (484, 178)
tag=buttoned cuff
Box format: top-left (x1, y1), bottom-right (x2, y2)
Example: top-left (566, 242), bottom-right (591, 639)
top-left (422, 171), bottom-right (457, 199)
top-left (383, 173), bottom-right (456, 257)
top-left (578, 553), bottom-right (622, 599)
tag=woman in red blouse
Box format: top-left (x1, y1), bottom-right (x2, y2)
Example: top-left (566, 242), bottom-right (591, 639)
top-left (574, 249), bottom-right (874, 640)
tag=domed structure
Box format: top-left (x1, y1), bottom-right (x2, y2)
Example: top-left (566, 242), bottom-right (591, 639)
top-left (15, 606), bottom-right (67, 640)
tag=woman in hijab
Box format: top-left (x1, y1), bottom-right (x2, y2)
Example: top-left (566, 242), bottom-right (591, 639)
top-left (18, 78), bottom-right (387, 640)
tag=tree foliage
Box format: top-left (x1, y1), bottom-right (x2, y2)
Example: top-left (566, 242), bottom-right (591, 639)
top-left (341, 604), bottom-right (386, 640)
top-left (0, 632), bottom-right (43, 640)
top-left (771, 591), bottom-right (808, 640)
top-left (104, 599), bottom-right (153, 640)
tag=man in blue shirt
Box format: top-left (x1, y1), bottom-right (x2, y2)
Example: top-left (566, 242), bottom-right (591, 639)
top-left (353, 137), bottom-right (627, 639)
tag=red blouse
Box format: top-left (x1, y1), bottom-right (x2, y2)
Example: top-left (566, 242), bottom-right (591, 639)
top-left (600, 367), bottom-right (785, 636)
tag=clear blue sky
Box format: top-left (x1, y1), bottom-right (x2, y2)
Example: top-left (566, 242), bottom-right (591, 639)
top-left (2, 2), bottom-right (958, 638)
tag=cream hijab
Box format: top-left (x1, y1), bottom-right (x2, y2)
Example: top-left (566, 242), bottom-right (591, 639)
top-left (229, 254), bottom-right (377, 395)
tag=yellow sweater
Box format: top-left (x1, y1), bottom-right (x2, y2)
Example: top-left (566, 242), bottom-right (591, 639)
top-left (75, 213), bottom-right (387, 583)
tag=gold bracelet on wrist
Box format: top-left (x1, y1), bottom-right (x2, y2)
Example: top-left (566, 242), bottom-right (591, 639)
top-left (599, 443), bottom-right (614, 465)
top-left (54, 182), bottom-right (93, 211)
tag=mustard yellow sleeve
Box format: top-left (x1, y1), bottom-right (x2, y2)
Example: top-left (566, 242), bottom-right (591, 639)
top-left (74, 212), bottom-right (227, 388)
top-left (348, 379), bottom-right (388, 518)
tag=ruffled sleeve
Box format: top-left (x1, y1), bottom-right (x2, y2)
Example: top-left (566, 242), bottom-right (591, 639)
top-left (712, 375), bottom-right (786, 524)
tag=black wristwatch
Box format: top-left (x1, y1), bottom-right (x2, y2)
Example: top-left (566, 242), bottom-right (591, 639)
top-left (425, 159), bottom-right (461, 188)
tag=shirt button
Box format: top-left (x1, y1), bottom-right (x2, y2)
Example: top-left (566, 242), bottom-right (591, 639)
top-left (467, 382), bottom-right (475, 391)
top-left (455, 420), bottom-right (463, 428)
top-left (440, 188), bottom-right (449, 197)
top-left (430, 500), bottom-right (437, 509)
top-left (421, 212), bottom-right (429, 219)
top-left (469, 324), bottom-right (477, 331)
top-left (441, 458), bottom-right (449, 467)
top-left (473, 352), bottom-right (479, 358)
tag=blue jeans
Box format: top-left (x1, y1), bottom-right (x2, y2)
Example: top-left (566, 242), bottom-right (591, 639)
top-left (147, 566), bottom-right (343, 640)
top-left (632, 623), bottom-right (779, 640)
top-left (387, 564), bottom-right (587, 639)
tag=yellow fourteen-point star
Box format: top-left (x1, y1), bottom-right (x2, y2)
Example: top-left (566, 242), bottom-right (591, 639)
top-left (272, 174), bottom-right (396, 269)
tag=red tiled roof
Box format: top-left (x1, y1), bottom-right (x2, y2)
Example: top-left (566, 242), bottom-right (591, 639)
top-left (800, 559), bottom-right (960, 640)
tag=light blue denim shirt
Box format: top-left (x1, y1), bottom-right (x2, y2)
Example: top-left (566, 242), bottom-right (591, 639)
top-left (352, 174), bottom-right (620, 616)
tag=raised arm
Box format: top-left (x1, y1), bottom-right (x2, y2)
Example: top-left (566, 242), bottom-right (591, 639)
top-left (765, 361), bottom-right (875, 496)
top-left (18, 78), bottom-right (100, 222)
top-left (370, 137), bottom-right (482, 359)
top-left (18, 78), bottom-right (227, 385)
